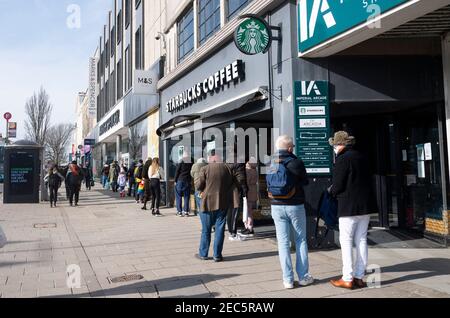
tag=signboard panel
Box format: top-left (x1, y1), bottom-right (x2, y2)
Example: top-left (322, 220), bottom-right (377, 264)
top-left (294, 81), bottom-right (332, 176)
top-left (8, 122), bottom-right (17, 138)
top-left (88, 57), bottom-right (97, 117)
top-left (297, 0), bottom-right (410, 53)
top-left (9, 152), bottom-right (35, 195)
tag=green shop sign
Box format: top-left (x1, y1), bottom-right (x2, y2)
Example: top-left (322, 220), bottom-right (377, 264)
top-left (235, 16), bottom-right (272, 55)
top-left (294, 81), bottom-right (332, 176)
top-left (298, 0), bottom-right (411, 53)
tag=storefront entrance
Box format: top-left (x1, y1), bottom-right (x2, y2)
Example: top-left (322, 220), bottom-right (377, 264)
top-left (332, 103), bottom-right (447, 233)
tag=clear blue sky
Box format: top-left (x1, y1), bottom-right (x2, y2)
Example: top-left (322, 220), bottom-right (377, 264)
top-left (0, 0), bottom-right (112, 139)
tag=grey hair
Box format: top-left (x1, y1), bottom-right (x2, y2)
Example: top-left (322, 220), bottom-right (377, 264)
top-left (276, 135), bottom-right (294, 150)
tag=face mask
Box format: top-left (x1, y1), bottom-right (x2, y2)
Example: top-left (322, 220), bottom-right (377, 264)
top-left (334, 147), bottom-right (339, 155)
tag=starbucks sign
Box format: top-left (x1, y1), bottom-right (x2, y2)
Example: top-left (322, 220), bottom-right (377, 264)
top-left (234, 15), bottom-right (272, 55)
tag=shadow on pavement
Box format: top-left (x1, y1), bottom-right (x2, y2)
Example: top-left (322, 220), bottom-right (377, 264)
top-left (47, 274), bottom-right (239, 298)
top-left (380, 258), bottom-right (450, 285)
top-left (224, 251), bottom-right (280, 262)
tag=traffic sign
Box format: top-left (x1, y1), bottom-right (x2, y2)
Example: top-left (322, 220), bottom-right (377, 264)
top-left (4, 113), bottom-right (12, 121)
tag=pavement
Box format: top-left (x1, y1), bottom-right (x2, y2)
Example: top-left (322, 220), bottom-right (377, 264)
top-left (0, 186), bottom-right (449, 298)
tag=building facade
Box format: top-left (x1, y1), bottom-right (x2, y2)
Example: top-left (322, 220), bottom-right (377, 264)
top-left (88, 0), bottom-right (162, 176)
top-left (155, 0), bottom-right (450, 244)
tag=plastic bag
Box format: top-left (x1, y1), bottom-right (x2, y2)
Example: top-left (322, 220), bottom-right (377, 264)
top-left (242, 197), bottom-right (249, 226)
top-left (0, 226), bottom-right (7, 249)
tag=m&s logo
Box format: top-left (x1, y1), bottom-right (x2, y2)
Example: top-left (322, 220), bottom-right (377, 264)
top-left (299, 0), bottom-right (336, 43)
top-left (301, 81), bottom-right (321, 96)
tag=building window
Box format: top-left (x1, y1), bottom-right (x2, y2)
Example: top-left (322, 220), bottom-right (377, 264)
top-left (135, 26), bottom-right (143, 70)
top-left (125, 46), bottom-right (132, 91)
top-left (110, 27), bottom-right (116, 57)
top-left (135, 0), bottom-right (141, 9)
top-left (177, 7), bottom-right (194, 63)
top-left (125, 0), bottom-right (131, 28)
top-left (105, 40), bottom-right (110, 66)
top-left (227, 0), bottom-right (251, 20)
top-left (117, 59), bottom-right (123, 100)
top-left (117, 10), bottom-right (123, 44)
top-left (198, 0), bottom-right (221, 46)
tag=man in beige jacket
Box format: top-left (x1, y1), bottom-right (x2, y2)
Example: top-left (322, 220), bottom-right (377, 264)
top-left (195, 161), bottom-right (234, 262)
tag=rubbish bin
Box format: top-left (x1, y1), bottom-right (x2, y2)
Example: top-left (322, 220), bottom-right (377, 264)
top-left (3, 140), bottom-right (43, 204)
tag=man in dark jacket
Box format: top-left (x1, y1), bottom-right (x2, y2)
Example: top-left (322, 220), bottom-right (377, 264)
top-left (127, 161), bottom-right (136, 197)
top-left (142, 158), bottom-right (153, 210)
top-left (175, 153), bottom-right (193, 217)
top-left (67, 161), bottom-right (84, 207)
top-left (269, 135), bottom-right (314, 290)
top-left (329, 131), bottom-right (376, 290)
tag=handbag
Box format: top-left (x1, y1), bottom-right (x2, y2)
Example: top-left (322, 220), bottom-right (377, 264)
top-left (0, 225), bottom-right (7, 249)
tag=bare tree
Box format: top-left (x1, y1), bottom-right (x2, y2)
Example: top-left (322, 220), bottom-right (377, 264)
top-left (46, 124), bottom-right (75, 166)
top-left (24, 87), bottom-right (53, 146)
top-left (129, 126), bottom-right (146, 161)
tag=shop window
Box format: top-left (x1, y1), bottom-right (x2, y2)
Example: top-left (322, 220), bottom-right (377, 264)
top-left (177, 7), bottom-right (194, 63)
top-left (198, 0), bottom-right (221, 46)
top-left (227, 0), bottom-right (251, 20)
top-left (135, 26), bottom-right (143, 70)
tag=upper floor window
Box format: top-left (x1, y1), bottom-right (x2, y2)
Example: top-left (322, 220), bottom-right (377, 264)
top-left (135, 0), bottom-right (141, 9)
top-left (198, 0), bottom-right (221, 46)
top-left (135, 26), bottom-right (143, 70)
top-left (125, 0), bottom-right (131, 28)
top-left (177, 7), bottom-right (194, 63)
top-left (227, 0), bottom-right (251, 20)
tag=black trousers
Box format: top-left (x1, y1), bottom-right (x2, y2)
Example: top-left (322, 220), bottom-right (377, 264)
top-left (227, 207), bottom-right (241, 236)
top-left (49, 186), bottom-right (58, 205)
top-left (143, 180), bottom-right (152, 207)
top-left (150, 179), bottom-right (161, 210)
top-left (69, 185), bottom-right (81, 205)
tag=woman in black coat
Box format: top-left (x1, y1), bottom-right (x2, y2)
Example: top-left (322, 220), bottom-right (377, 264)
top-left (328, 131), bottom-right (376, 291)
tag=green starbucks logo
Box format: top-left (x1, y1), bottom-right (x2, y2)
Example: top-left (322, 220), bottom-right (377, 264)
top-left (235, 17), bottom-right (271, 55)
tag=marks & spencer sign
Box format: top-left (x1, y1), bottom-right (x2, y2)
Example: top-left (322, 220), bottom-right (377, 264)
top-left (165, 60), bottom-right (245, 114)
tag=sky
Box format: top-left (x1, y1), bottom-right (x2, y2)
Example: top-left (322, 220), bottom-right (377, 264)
top-left (0, 0), bottom-right (112, 140)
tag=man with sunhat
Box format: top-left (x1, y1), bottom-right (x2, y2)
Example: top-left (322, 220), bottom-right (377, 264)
top-left (328, 131), bottom-right (376, 290)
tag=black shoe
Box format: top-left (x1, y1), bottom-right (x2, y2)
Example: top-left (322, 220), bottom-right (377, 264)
top-left (195, 254), bottom-right (209, 261)
top-left (142, 207), bottom-right (147, 211)
top-left (240, 229), bottom-right (255, 237)
top-left (214, 257), bottom-right (224, 263)
top-left (155, 210), bottom-right (162, 217)
top-left (151, 209), bottom-right (156, 216)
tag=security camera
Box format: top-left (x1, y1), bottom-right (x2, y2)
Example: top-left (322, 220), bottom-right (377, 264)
top-left (155, 34), bottom-right (161, 41)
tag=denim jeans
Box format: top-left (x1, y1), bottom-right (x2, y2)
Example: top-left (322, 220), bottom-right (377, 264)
top-left (175, 181), bottom-right (191, 213)
top-left (195, 191), bottom-right (202, 213)
top-left (101, 175), bottom-right (107, 188)
top-left (199, 210), bottom-right (227, 259)
top-left (271, 205), bottom-right (310, 283)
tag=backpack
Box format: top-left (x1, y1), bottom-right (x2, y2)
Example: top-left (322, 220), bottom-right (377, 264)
top-left (266, 157), bottom-right (296, 199)
top-left (314, 191), bottom-right (339, 247)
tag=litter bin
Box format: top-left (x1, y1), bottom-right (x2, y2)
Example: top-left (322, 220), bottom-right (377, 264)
top-left (3, 140), bottom-right (43, 204)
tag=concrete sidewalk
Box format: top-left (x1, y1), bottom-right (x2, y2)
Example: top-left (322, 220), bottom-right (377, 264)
top-left (0, 187), bottom-right (449, 298)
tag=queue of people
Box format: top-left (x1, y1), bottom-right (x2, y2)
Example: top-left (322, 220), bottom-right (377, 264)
top-left (188, 132), bottom-right (374, 291)
top-left (42, 130), bottom-right (374, 291)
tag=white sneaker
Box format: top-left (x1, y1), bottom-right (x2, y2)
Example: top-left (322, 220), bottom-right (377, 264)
top-left (299, 275), bottom-right (315, 287)
top-left (228, 235), bottom-right (241, 242)
top-left (284, 282), bottom-right (294, 289)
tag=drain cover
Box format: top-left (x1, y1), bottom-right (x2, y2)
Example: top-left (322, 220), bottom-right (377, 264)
top-left (109, 274), bottom-right (144, 284)
top-left (33, 223), bottom-right (57, 229)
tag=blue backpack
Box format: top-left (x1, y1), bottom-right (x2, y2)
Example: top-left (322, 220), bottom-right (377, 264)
top-left (266, 157), bottom-right (296, 199)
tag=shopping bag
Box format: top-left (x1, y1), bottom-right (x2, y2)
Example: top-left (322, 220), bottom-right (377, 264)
top-left (0, 226), bottom-right (7, 249)
top-left (242, 197), bottom-right (249, 226)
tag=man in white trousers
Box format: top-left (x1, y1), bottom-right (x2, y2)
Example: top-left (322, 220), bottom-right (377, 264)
top-left (328, 131), bottom-right (376, 290)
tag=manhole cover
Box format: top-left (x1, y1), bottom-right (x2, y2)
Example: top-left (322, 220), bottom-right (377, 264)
top-left (33, 223), bottom-right (57, 229)
top-left (109, 274), bottom-right (144, 284)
